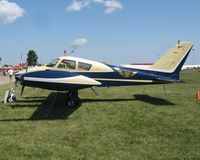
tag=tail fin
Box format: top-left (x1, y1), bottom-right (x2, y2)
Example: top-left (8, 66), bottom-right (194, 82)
top-left (150, 41), bottom-right (193, 74)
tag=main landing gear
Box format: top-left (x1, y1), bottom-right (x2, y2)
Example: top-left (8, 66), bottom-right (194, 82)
top-left (66, 90), bottom-right (80, 108)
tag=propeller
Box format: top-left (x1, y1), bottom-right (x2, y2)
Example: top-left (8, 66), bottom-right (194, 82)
top-left (20, 74), bottom-right (26, 96)
top-left (20, 66), bottom-right (29, 96)
top-left (21, 83), bottom-right (25, 96)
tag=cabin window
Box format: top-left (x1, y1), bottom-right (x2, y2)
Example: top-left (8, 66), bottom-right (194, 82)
top-left (58, 60), bottom-right (76, 69)
top-left (78, 62), bottom-right (92, 71)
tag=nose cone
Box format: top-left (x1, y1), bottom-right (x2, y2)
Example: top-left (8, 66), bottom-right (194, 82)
top-left (15, 72), bottom-right (24, 84)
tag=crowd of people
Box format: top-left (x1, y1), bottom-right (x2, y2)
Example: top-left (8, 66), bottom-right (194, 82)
top-left (1, 68), bottom-right (15, 82)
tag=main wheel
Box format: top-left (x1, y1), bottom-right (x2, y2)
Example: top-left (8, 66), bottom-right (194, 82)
top-left (67, 100), bottom-right (76, 108)
top-left (66, 90), bottom-right (80, 108)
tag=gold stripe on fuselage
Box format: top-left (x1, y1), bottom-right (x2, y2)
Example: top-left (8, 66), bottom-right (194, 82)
top-left (94, 78), bottom-right (153, 83)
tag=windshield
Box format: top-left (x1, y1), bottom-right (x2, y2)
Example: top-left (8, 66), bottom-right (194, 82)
top-left (47, 58), bottom-right (60, 67)
top-left (58, 60), bottom-right (76, 70)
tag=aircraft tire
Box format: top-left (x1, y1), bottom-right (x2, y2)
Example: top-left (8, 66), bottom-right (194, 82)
top-left (67, 100), bottom-right (76, 108)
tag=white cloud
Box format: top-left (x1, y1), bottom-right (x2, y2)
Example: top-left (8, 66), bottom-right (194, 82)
top-left (66, 0), bottom-right (90, 12)
top-left (0, 0), bottom-right (25, 25)
top-left (104, 0), bottom-right (122, 14)
top-left (67, 0), bottom-right (123, 14)
top-left (72, 38), bottom-right (87, 48)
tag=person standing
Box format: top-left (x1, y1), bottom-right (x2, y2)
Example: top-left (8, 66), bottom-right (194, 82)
top-left (7, 68), bottom-right (14, 82)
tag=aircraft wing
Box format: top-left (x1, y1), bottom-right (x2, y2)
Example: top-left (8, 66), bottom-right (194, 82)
top-left (21, 70), bottom-right (101, 91)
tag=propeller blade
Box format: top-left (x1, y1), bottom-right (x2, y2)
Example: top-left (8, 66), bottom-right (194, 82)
top-left (21, 84), bottom-right (25, 96)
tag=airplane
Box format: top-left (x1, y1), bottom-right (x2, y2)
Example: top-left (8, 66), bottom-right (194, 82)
top-left (16, 41), bottom-right (193, 107)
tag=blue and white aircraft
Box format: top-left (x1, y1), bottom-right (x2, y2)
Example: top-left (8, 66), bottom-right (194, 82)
top-left (18, 41), bottom-right (193, 107)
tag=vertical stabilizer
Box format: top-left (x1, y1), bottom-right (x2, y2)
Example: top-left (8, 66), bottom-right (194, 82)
top-left (150, 41), bottom-right (193, 73)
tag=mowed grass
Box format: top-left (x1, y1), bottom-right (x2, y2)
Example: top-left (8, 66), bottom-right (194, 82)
top-left (0, 70), bottom-right (200, 160)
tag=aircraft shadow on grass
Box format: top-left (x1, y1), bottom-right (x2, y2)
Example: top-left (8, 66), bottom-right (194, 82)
top-left (0, 92), bottom-right (174, 122)
top-left (82, 94), bottom-right (175, 106)
top-left (133, 94), bottom-right (175, 106)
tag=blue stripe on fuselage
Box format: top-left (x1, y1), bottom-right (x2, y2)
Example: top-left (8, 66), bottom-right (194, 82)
top-left (24, 80), bottom-right (92, 91)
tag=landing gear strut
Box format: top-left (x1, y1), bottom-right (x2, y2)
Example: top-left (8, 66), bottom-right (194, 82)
top-left (66, 90), bottom-right (80, 108)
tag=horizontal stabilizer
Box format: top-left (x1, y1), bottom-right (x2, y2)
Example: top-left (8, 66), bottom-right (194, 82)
top-left (153, 74), bottom-right (180, 83)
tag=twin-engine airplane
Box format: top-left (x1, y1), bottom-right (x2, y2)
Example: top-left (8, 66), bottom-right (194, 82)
top-left (17, 41), bottom-right (193, 107)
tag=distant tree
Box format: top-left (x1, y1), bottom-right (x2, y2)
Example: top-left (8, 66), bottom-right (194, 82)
top-left (27, 50), bottom-right (38, 66)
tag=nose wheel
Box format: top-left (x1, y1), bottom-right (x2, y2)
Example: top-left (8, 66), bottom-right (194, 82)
top-left (66, 90), bottom-right (80, 108)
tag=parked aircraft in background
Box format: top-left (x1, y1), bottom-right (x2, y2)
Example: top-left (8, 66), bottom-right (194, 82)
top-left (16, 41), bottom-right (193, 107)
top-left (122, 63), bottom-right (153, 69)
top-left (181, 65), bottom-right (200, 70)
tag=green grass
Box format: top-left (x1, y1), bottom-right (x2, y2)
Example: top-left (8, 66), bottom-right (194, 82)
top-left (0, 70), bottom-right (200, 160)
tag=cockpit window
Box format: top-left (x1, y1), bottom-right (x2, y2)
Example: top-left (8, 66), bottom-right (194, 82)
top-left (47, 58), bottom-right (60, 67)
top-left (78, 62), bottom-right (92, 71)
top-left (58, 60), bottom-right (76, 69)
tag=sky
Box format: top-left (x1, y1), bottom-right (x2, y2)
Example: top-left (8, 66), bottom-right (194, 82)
top-left (0, 0), bottom-right (200, 66)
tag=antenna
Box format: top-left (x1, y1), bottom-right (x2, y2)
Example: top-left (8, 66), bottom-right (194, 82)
top-left (63, 47), bottom-right (77, 56)
top-left (65, 38), bottom-right (87, 56)
top-left (68, 47), bottom-right (78, 56)
top-left (64, 49), bottom-right (67, 56)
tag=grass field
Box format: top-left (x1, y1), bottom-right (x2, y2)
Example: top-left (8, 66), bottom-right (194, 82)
top-left (0, 70), bottom-right (200, 160)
